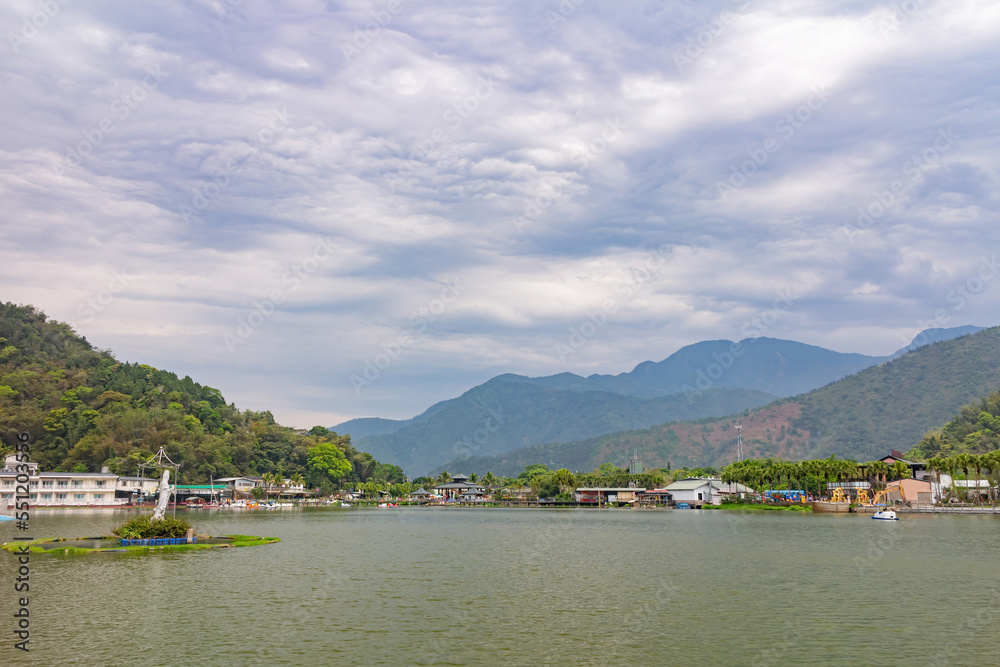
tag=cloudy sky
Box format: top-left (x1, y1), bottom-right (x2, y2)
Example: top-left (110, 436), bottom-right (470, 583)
top-left (2, 0), bottom-right (998, 427)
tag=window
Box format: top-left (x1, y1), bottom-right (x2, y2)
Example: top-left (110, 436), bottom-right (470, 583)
top-left (697, 492), bottom-right (703, 501)
top-left (94, 494), bottom-right (103, 500)
top-left (57, 480), bottom-right (68, 487)
top-left (42, 480), bottom-right (53, 487)
top-left (95, 480), bottom-right (105, 487)
top-left (30, 480), bottom-right (39, 487)
top-left (75, 494), bottom-right (85, 500)
top-left (29, 493), bottom-right (37, 500)
top-left (42, 493), bottom-right (51, 500)
top-left (1, 493), bottom-right (11, 500)
top-left (2, 480), bottom-right (11, 487)
top-left (57, 493), bottom-right (67, 500)
top-left (72, 480), bottom-right (82, 487)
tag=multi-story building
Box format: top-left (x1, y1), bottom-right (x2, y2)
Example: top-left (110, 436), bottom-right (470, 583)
top-left (0, 455), bottom-right (157, 507)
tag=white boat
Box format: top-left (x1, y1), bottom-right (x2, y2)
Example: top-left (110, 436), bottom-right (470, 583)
top-left (872, 509), bottom-right (898, 521)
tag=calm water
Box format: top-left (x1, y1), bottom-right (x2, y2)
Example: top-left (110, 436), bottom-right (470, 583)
top-left (2, 507), bottom-right (999, 665)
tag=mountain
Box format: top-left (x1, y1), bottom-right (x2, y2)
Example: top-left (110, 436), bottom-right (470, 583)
top-left (353, 375), bottom-right (776, 476)
top-left (343, 326), bottom-right (981, 476)
top-left (889, 325), bottom-right (984, 358)
top-left (0, 302), bottom-right (403, 488)
top-left (437, 326), bottom-right (1000, 475)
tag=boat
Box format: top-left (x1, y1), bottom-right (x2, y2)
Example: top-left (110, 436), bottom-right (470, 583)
top-left (872, 508), bottom-right (898, 521)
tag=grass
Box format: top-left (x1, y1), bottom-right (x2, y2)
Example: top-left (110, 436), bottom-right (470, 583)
top-left (702, 502), bottom-right (812, 512)
top-left (1, 535), bottom-right (281, 554)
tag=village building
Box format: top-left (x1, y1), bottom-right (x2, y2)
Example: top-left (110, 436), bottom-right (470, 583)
top-left (0, 455), bottom-right (143, 507)
top-left (575, 487), bottom-right (644, 505)
top-left (433, 474), bottom-right (486, 499)
top-left (663, 478), bottom-right (752, 507)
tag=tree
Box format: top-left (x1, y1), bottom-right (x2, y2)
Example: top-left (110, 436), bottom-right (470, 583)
top-left (308, 442), bottom-right (353, 484)
top-left (552, 468), bottom-right (576, 495)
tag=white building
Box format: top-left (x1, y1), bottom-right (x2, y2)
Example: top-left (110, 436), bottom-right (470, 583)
top-left (664, 478), bottom-right (752, 506)
top-left (0, 455), bottom-right (156, 507)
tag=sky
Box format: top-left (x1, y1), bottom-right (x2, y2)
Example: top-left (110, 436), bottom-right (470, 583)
top-left (1, 0), bottom-right (999, 428)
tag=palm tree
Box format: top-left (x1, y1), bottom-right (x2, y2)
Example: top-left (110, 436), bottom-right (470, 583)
top-left (260, 472), bottom-right (277, 501)
top-left (986, 451), bottom-right (1000, 505)
top-left (868, 461), bottom-right (889, 489)
top-left (970, 454), bottom-right (985, 505)
top-left (954, 453), bottom-right (973, 503)
top-left (925, 456), bottom-right (941, 502)
top-left (890, 460), bottom-right (910, 482)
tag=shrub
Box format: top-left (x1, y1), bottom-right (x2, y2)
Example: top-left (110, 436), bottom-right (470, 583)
top-left (112, 515), bottom-right (193, 539)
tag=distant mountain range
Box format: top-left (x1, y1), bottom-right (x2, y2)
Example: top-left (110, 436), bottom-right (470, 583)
top-left (336, 325), bottom-right (985, 476)
top-left (436, 325), bottom-right (1000, 476)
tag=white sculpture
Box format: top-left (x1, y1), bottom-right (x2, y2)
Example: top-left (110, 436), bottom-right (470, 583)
top-left (152, 469), bottom-right (171, 520)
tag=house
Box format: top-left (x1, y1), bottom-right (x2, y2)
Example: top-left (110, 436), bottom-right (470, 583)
top-left (433, 474), bottom-right (486, 499)
top-left (663, 478), bottom-right (751, 507)
top-left (0, 455), bottom-right (147, 507)
top-left (879, 453), bottom-right (929, 481)
top-left (885, 478), bottom-right (934, 505)
top-left (216, 476), bottom-right (264, 497)
top-left (953, 479), bottom-right (994, 501)
top-left (575, 488), bottom-right (644, 505)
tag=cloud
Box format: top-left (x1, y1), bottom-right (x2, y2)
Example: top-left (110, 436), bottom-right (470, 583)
top-left (1, 0), bottom-right (999, 424)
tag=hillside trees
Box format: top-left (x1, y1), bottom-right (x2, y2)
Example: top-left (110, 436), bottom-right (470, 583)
top-left (0, 302), bottom-right (404, 488)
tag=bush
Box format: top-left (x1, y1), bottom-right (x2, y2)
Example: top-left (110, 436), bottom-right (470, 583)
top-left (112, 515), bottom-right (193, 539)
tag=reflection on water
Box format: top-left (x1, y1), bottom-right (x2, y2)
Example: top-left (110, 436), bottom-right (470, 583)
top-left (2, 508), bottom-right (998, 665)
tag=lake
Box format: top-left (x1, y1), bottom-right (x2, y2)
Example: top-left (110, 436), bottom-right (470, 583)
top-left (2, 507), bottom-right (998, 665)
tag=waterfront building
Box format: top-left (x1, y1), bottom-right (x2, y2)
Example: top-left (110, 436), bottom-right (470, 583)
top-left (575, 487), bottom-right (644, 505)
top-left (433, 474), bottom-right (486, 499)
top-left (0, 455), bottom-right (150, 507)
top-left (663, 478), bottom-right (751, 507)
top-left (885, 478), bottom-right (934, 505)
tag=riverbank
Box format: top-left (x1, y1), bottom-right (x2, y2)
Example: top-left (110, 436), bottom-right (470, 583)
top-left (702, 502), bottom-right (812, 511)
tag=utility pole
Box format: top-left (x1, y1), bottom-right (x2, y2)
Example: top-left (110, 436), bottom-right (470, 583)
top-left (735, 424), bottom-right (744, 462)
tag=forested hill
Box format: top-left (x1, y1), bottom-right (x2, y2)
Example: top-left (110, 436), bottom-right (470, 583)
top-left (0, 302), bottom-right (403, 489)
top-left (437, 325), bottom-right (1000, 475)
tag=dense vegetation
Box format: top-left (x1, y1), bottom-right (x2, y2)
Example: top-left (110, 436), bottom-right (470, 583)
top-left (0, 303), bottom-right (403, 492)
top-left (112, 515), bottom-right (193, 539)
top-left (441, 327), bottom-right (1000, 473)
top-left (355, 376), bottom-right (776, 476)
top-left (908, 390), bottom-right (1000, 459)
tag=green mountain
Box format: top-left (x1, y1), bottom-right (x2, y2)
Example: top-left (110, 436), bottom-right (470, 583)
top-left (437, 325), bottom-right (1000, 475)
top-left (0, 302), bottom-right (401, 488)
top-left (344, 327), bottom-right (982, 475)
top-left (354, 374), bottom-right (777, 476)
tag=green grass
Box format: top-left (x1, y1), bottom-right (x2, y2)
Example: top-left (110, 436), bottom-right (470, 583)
top-left (2, 535), bottom-right (281, 554)
top-left (703, 503), bottom-right (812, 512)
